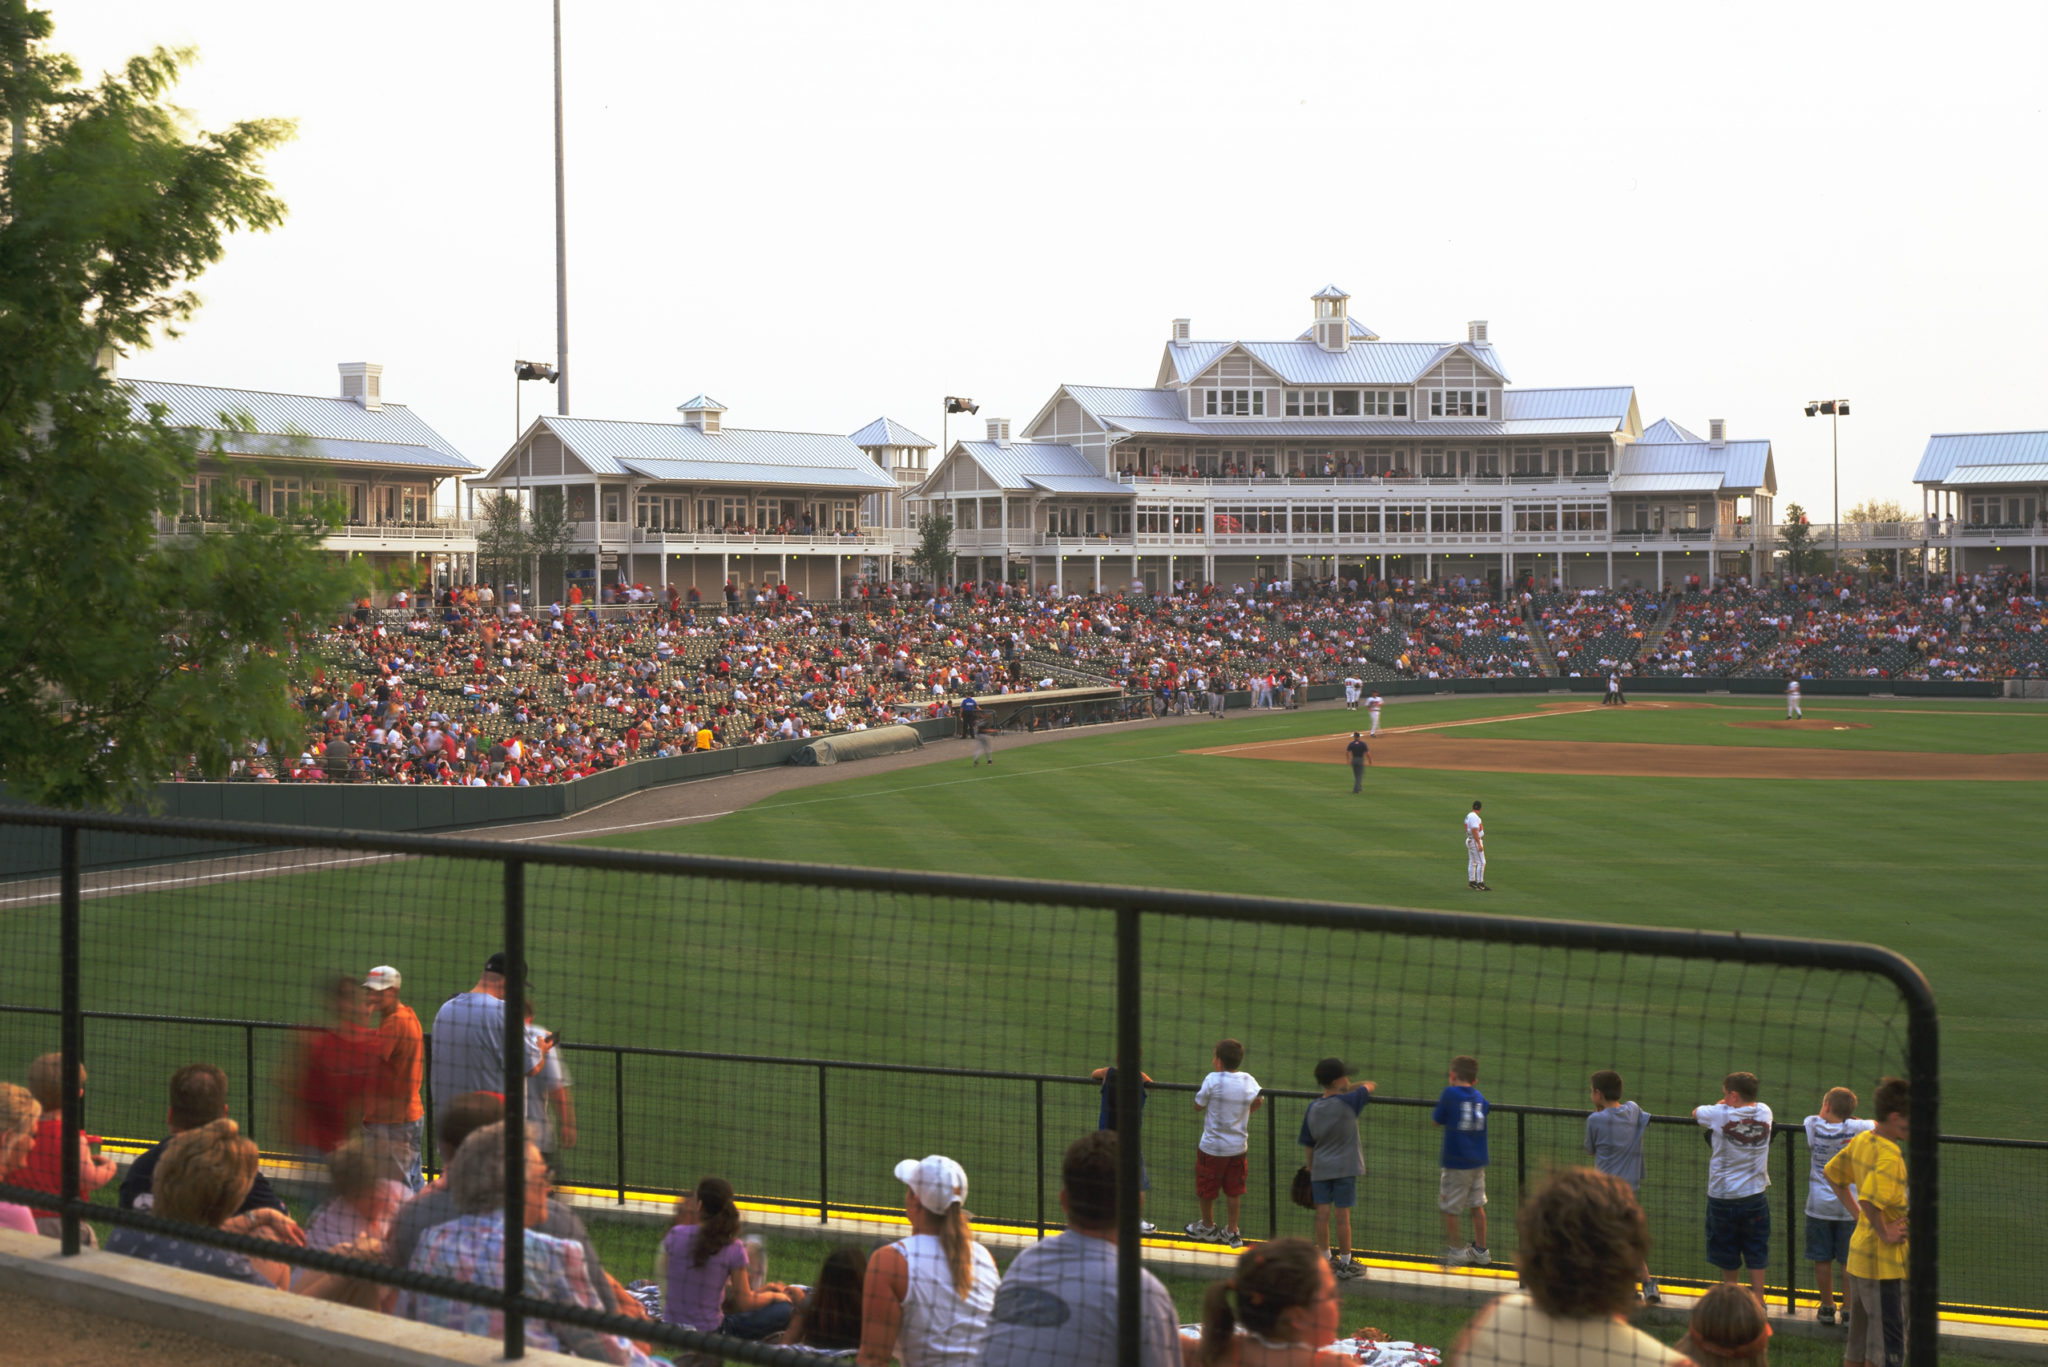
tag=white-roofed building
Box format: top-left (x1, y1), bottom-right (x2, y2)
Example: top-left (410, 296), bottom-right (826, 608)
top-left (470, 395), bottom-right (913, 600)
top-left (913, 285), bottom-right (1778, 593)
top-left (128, 361), bottom-right (482, 587)
top-left (1912, 431), bottom-right (2048, 578)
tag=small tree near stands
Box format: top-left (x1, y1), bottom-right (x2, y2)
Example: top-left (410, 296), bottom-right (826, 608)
top-left (475, 492), bottom-right (529, 599)
top-left (1844, 497), bottom-right (1913, 578)
top-left (525, 488), bottom-right (577, 604)
top-left (1777, 502), bottom-right (1822, 580)
top-left (0, 2), bottom-right (363, 807)
top-left (911, 512), bottom-right (954, 586)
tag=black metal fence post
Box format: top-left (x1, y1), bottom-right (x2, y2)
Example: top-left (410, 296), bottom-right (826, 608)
top-left (1035, 1078), bottom-right (1047, 1240)
top-left (816, 1064), bottom-right (829, 1223)
top-left (1783, 1127), bottom-right (1799, 1314)
top-left (58, 823), bottom-right (81, 1257)
top-left (1515, 1110), bottom-right (1527, 1213)
top-left (502, 859), bottom-right (526, 1360)
top-left (1267, 1100), bottom-right (1278, 1240)
top-left (614, 1049), bottom-right (626, 1206)
top-left (244, 1024), bottom-right (257, 1149)
top-left (1114, 905), bottom-right (1142, 1367)
top-left (420, 1033), bottom-right (435, 1182)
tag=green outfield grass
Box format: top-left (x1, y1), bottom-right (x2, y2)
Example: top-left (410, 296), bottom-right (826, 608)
top-left (1447, 696), bottom-right (2048, 752)
top-left (4, 694), bottom-right (2043, 1315)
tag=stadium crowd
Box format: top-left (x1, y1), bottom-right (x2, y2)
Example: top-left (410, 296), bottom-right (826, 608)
top-left (183, 568), bottom-right (2040, 784)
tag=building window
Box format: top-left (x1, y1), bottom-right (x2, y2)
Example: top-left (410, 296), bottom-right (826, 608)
top-left (1110, 505), bottom-right (1133, 535)
top-left (1331, 390), bottom-right (1361, 416)
top-left (1360, 390), bottom-right (1407, 417)
top-left (269, 477), bottom-right (302, 517)
top-left (180, 475), bottom-right (219, 518)
top-left (1206, 388), bottom-right (1263, 417)
top-left (1284, 389), bottom-right (1331, 417)
top-left (1427, 390), bottom-right (1490, 419)
top-left (1337, 505), bottom-right (1377, 535)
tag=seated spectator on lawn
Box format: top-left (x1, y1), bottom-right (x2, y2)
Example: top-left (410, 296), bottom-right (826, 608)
top-left (292, 1137), bottom-right (407, 1307)
top-left (384, 1090), bottom-right (617, 1312)
top-left (395, 1122), bottom-right (655, 1365)
top-left (983, 1130), bottom-right (1180, 1367)
top-left (105, 1118), bottom-right (363, 1299)
top-left (0, 1082), bottom-right (41, 1234)
top-left (119, 1063), bottom-right (286, 1217)
top-left (662, 1175), bottom-right (801, 1341)
top-left (859, 1154), bottom-right (999, 1367)
top-left (1452, 1167), bottom-right (1691, 1367)
top-left (1192, 1236), bottom-right (1351, 1366)
top-left (776, 1244), bottom-right (867, 1356)
top-left (2, 1053), bottom-right (118, 1239)
top-left (1677, 1283), bottom-right (1772, 1363)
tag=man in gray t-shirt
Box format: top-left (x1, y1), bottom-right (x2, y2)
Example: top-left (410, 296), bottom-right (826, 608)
top-left (1585, 1069), bottom-right (1657, 1301)
top-left (428, 954), bottom-right (542, 1124)
top-left (983, 1132), bottom-right (1179, 1367)
top-left (1299, 1057), bottom-right (1375, 1279)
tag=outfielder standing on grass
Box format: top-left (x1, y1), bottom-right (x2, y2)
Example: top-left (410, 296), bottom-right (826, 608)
top-left (1465, 801), bottom-right (1490, 891)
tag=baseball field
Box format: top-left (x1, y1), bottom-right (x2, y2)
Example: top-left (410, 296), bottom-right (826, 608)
top-left (4, 692), bottom-right (2043, 1314)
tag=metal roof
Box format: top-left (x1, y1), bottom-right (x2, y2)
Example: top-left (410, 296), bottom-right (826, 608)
top-left (123, 378), bottom-right (475, 469)
top-left (1638, 417), bottom-right (1704, 444)
top-left (1942, 462), bottom-right (2048, 486)
top-left (1165, 339), bottom-right (1511, 387)
top-left (1025, 475), bottom-right (1133, 496)
top-left (1500, 387), bottom-right (1633, 422)
top-left (1064, 385), bottom-right (1190, 422)
top-left (617, 458), bottom-right (894, 489)
top-left (1295, 316), bottom-right (1380, 342)
top-left (1913, 431), bottom-right (2048, 483)
top-left (1617, 439), bottom-right (1773, 491)
top-left (1608, 472), bottom-right (1725, 494)
top-left (537, 416), bottom-right (892, 488)
top-left (944, 440), bottom-right (1099, 491)
top-left (847, 416), bottom-right (936, 449)
top-left (208, 434), bottom-right (476, 471)
top-left (1311, 284), bottom-right (1350, 300)
top-left (676, 394), bottom-right (726, 411)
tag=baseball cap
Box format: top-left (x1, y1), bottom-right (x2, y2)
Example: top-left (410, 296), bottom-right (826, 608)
top-left (892, 1154), bottom-right (968, 1214)
top-left (363, 966), bottom-right (402, 992)
top-left (482, 952), bottom-right (530, 983)
top-left (1314, 1057), bottom-right (1351, 1088)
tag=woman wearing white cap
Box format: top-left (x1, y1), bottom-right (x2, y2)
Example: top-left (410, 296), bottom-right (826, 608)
top-left (857, 1154), bottom-right (999, 1366)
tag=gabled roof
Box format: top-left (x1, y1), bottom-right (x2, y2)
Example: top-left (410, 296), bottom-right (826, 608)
top-left (1614, 439), bottom-right (1774, 494)
top-left (928, 439), bottom-right (1115, 494)
top-left (1161, 339), bottom-right (1511, 388)
top-left (1295, 315), bottom-right (1381, 342)
top-left (123, 378), bottom-right (477, 471)
top-left (1913, 431), bottom-right (2048, 484)
top-left (1638, 417), bottom-right (1704, 444)
top-left (676, 394), bottom-right (726, 412)
top-left (847, 416), bottom-right (936, 449)
top-left (1042, 381), bottom-right (1627, 443)
top-left (1943, 462), bottom-right (2048, 486)
top-left (488, 415), bottom-right (893, 490)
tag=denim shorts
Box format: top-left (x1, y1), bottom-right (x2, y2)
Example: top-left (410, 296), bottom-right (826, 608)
top-left (1706, 1193), bottom-right (1771, 1270)
top-left (1806, 1215), bottom-right (1856, 1264)
top-left (1312, 1176), bottom-right (1358, 1209)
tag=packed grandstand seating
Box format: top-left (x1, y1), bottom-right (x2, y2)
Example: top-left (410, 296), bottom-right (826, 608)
top-left (195, 571), bottom-right (2041, 784)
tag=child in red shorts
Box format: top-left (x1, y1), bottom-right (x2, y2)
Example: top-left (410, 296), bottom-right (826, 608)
top-left (1185, 1037), bottom-right (1263, 1248)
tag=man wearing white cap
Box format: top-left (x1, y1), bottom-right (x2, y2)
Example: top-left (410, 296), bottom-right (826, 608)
top-left (859, 1154), bottom-right (999, 1366)
top-left (362, 966), bottom-right (425, 1191)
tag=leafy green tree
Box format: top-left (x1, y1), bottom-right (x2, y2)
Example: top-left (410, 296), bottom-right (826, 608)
top-left (474, 491), bottom-right (529, 600)
top-left (0, 2), bottom-right (362, 807)
top-left (1776, 502), bottom-right (1822, 579)
top-left (525, 487), bottom-right (578, 603)
top-left (1845, 497), bottom-right (1913, 577)
top-left (910, 512), bottom-right (954, 585)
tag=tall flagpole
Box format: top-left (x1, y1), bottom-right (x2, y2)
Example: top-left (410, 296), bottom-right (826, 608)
top-left (553, 0), bottom-right (570, 415)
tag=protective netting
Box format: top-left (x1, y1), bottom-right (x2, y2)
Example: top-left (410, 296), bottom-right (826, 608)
top-left (0, 814), bottom-right (1963, 1367)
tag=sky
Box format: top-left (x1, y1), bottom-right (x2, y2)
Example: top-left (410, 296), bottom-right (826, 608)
top-left (43, 0), bottom-right (2048, 520)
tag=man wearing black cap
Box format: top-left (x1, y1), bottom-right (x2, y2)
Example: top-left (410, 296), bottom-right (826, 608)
top-left (427, 954), bottom-right (546, 1126)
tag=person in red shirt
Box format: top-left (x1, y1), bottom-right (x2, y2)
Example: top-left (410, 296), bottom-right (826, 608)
top-left (286, 978), bottom-right (381, 1158)
top-left (0, 1053), bottom-right (118, 1234)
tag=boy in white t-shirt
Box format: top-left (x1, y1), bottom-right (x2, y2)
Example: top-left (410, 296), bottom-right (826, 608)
top-left (1694, 1070), bottom-right (1775, 1303)
top-left (1803, 1086), bottom-right (1875, 1325)
top-left (1184, 1038), bottom-right (1262, 1248)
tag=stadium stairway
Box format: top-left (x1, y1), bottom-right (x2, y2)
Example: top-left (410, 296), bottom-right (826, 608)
top-left (1522, 605), bottom-right (1560, 678)
top-left (1636, 594), bottom-right (1681, 657)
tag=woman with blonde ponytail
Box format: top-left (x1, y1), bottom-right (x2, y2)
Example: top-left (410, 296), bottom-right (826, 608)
top-left (1194, 1237), bottom-right (1349, 1366)
top-left (857, 1154), bottom-right (999, 1366)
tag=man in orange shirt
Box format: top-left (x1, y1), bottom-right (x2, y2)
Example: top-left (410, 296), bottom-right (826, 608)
top-left (362, 965), bottom-right (425, 1191)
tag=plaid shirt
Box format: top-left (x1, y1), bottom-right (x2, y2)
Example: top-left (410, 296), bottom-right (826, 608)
top-left (396, 1214), bottom-right (655, 1366)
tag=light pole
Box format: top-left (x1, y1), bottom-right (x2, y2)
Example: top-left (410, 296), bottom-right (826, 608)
top-left (941, 397), bottom-right (978, 586)
top-left (1803, 399), bottom-right (1851, 577)
top-left (552, 0), bottom-right (570, 415)
top-left (514, 361), bottom-right (559, 595)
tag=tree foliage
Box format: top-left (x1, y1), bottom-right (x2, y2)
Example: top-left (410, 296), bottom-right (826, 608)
top-left (525, 487), bottom-right (577, 602)
top-left (911, 512), bottom-right (954, 585)
top-left (1776, 502), bottom-right (1823, 579)
top-left (474, 491), bottom-right (528, 599)
top-left (0, 2), bottom-right (362, 807)
top-left (1844, 497), bottom-right (1915, 575)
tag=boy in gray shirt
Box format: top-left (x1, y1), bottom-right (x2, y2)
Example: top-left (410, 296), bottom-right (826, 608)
top-left (1585, 1068), bottom-right (1658, 1303)
top-left (1299, 1056), bottom-right (1375, 1280)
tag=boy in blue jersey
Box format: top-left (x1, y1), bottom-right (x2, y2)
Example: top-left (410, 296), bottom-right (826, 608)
top-left (1432, 1054), bottom-right (1490, 1266)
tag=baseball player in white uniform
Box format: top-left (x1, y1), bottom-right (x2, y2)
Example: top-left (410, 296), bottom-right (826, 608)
top-left (1367, 691), bottom-right (1384, 736)
top-left (1343, 676), bottom-right (1362, 711)
top-left (1465, 800), bottom-right (1489, 891)
top-left (1786, 677), bottom-right (1802, 719)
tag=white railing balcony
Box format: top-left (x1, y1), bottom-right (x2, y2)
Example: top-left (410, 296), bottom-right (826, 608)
top-left (1770, 520), bottom-right (2042, 546)
top-left (1118, 470), bottom-right (1612, 493)
top-left (159, 516), bottom-right (477, 544)
top-left (625, 526), bottom-right (892, 549)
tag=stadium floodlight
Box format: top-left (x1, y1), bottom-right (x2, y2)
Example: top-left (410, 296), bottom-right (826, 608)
top-left (941, 396), bottom-right (980, 466)
top-left (1805, 397), bottom-right (1852, 577)
top-left (515, 360), bottom-right (559, 384)
top-left (946, 396), bottom-right (979, 415)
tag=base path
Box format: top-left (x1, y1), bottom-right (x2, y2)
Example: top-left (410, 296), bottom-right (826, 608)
top-left (1191, 732), bottom-right (2048, 781)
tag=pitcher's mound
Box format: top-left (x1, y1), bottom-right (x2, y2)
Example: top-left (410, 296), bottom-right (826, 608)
top-left (1728, 720), bottom-right (1870, 731)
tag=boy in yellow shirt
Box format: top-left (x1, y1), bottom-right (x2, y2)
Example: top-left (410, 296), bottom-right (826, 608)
top-left (1824, 1076), bottom-right (1909, 1367)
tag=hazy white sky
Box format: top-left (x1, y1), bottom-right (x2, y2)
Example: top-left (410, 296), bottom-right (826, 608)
top-left (47, 0), bottom-right (2048, 518)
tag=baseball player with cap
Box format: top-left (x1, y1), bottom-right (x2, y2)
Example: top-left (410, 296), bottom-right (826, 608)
top-left (1466, 801), bottom-right (1490, 891)
top-left (362, 965), bottom-right (425, 1190)
top-left (1367, 690), bottom-right (1384, 736)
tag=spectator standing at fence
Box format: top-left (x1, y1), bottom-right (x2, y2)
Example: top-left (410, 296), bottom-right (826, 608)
top-left (1585, 1069), bottom-right (1659, 1303)
top-left (1803, 1086), bottom-right (1874, 1326)
top-left (858, 1153), bottom-right (999, 1366)
top-left (1452, 1167), bottom-right (1692, 1367)
top-left (121, 1063), bottom-right (287, 1217)
top-left (3, 1053), bottom-right (117, 1237)
top-left (361, 965), bottom-right (425, 1192)
top-left (429, 952), bottom-right (545, 1121)
top-left (1185, 1037), bottom-right (1262, 1248)
top-left (523, 1003), bottom-right (576, 1177)
top-left (1300, 1057), bottom-right (1374, 1280)
top-left (286, 975), bottom-right (381, 1158)
top-left (1190, 1237), bottom-right (1352, 1366)
top-left (1090, 1061), bottom-right (1155, 1232)
top-left (1825, 1077), bottom-right (1910, 1367)
top-left (1433, 1054), bottom-right (1490, 1267)
top-left (1346, 732), bottom-right (1370, 793)
top-left (982, 1131), bottom-right (1180, 1367)
top-left (1694, 1070), bottom-right (1775, 1304)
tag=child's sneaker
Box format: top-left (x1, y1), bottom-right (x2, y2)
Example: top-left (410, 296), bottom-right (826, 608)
top-left (1184, 1220), bottom-right (1218, 1241)
top-left (1441, 1246), bottom-right (1472, 1267)
top-left (1332, 1255), bottom-right (1366, 1281)
top-left (1138, 1220), bottom-right (1157, 1235)
top-left (1817, 1304), bottom-right (1837, 1326)
top-left (1221, 1227), bottom-right (1244, 1248)
top-left (1642, 1281), bottom-right (1661, 1306)
top-left (1465, 1245), bottom-right (1491, 1266)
